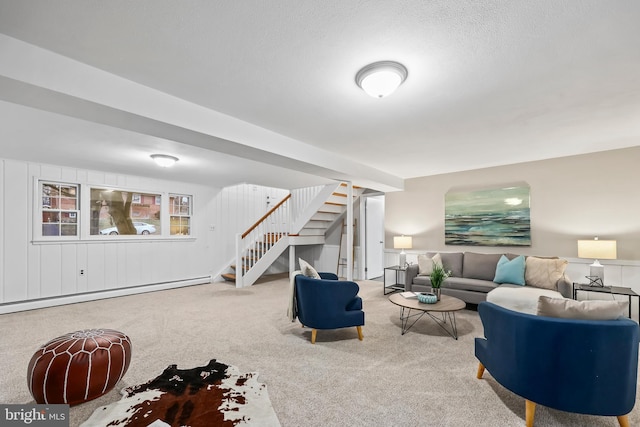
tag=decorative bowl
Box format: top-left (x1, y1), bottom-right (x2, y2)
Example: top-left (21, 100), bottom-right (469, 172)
top-left (417, 293), bottom-right (438, 304)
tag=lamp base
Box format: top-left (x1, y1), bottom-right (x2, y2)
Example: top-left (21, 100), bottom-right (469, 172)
top-left (585, 276), bottom-right (604, 287)
top-left (399, 252), bottom-right (407, 268)
top-left (589, 262), bottom-right (605, 286)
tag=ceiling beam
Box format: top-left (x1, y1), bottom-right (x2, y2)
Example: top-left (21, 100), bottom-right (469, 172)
top-left (0, 34), bottom-right (404, 192)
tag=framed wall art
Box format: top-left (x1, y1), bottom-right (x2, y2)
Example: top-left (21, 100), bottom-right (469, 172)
top-left (445, 185), bottom-right (531, 246)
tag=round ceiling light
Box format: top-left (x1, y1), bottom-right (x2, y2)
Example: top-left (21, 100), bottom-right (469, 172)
top-left (355, 61), bottom-right (408, 98)
top-left (150, 154), bottom-right (179, 167)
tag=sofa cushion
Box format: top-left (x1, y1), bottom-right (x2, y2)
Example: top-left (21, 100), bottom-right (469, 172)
top-left (525, 257), bottom-right (568, 290)
top-left (442, 277), bottom-right (498, 293)
top-left (412, 275), bottom-right (432, 287)
top-left (427, 252), bottom-right (463, 278)
top-left (417, 253), bottom-right (442, 276)
top-left (493, 255), bottom-right (526, 285)
top-left (412, 276), bottom-right (498, 293)
top-left (487, 285), bottom-right (564, 315)
top-left (537, 296), bottom-right (629, 320)
top-left (463, 252), bottom-right (502, 281)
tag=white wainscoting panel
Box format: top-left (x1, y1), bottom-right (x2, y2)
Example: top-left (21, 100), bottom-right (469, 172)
top-left (0, 158), bottom-right (218, 312)
top-left (3, 160), bottom-right (29, 303)
top-left (77, 243), bottom-right (89, 294)
top-left (88, 243), bottom-right (106, 292)
top-left (61, 244), bottom-right (77, 296)
top-left (40, 244), bottom-right (63, 298)
top-left (0, 160), bottom-right (4, 303)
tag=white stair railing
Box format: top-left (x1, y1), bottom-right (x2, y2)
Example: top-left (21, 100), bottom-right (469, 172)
top-left (232, 182), bottom-right (358, 287)
top-left (290, 185), bottom-right (325, 226)
top-left (290, 182), bottom-right (342, 235)
top-left (236, 194), bottom-right (291, 287)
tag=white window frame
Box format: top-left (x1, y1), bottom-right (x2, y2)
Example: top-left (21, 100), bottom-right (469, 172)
top-left (169, 194), bottom-right (193, 236)
top-left (32, 181), bottom-right (196, 242)
top-left (35, 180), bottom-right (80, 241)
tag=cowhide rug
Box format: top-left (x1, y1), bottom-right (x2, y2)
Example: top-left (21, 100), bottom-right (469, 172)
top-left (81, 359), bottom-right (281, 427)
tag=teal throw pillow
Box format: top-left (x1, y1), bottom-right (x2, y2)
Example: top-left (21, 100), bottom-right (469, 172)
top-left (493, 255), bottom-right (526, 285)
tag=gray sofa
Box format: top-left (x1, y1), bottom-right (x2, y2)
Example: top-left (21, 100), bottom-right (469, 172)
top-left (404, 252), bottom-right (572, 305)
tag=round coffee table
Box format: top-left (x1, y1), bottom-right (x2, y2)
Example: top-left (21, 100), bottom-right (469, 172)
top-left (389, 293), bottom-right (466, 339)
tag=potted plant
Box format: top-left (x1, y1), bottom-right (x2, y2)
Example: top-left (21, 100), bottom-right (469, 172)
top-left (429, 264), bottom-right (451, 301)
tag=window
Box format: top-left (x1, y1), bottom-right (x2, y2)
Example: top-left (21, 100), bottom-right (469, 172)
top-left (90, 188), bottom-right (161, 236)
top-left (170, 194), bottom-right (192, 235)
top-left (40, 182), bottom-right (80, 237)
top-left (35, 184), bottom-right (191, 240)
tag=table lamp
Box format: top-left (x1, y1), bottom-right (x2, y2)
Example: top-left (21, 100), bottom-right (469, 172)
top-left (577, 238), bottom-right (617, 286)
top-left (394, 235), bottom-right (412, 268)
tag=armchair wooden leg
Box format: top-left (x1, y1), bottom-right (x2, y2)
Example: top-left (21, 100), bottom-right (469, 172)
top-left (311, 329), bottom-right (317, 344)
top-left (356, 326), bottom-right (363, 341)
top-left (476, 362), bottom-right (485, 379)
top-left (617, 414), bottom-right (630, 427)
top-left (525, 400), bottom-right (536, 427)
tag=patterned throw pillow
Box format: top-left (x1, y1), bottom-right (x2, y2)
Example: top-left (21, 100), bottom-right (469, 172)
top-left (298, 258), bottom-right (320, 279)
top-left (525, 257), bottom-right (568, 290)
top-left (417, 253), bottom-right (442, 276)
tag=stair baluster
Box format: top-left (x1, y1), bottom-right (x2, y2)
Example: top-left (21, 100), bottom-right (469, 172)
top-left (225, 182), bottom-right (362, 287)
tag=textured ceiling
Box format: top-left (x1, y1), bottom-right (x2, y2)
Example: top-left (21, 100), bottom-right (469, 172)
top-left (0, 1), bottom-right (639, 190)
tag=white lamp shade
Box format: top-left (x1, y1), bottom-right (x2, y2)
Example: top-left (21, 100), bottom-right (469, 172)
top-left (394, 235), bottom-right (412, 250)
top-left (577, 240), bottom-right (617, 260)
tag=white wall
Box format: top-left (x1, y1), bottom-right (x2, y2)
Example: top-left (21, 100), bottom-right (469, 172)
top-left (0, 158), bottom-right (287, 312)
top-left (295, 244), bottom-right (362, 279)
top-left (207, 183), bottom-right (288, 280)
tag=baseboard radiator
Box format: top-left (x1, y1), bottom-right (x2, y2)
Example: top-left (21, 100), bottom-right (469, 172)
top-left (0, 276), bottom-right (212, 314)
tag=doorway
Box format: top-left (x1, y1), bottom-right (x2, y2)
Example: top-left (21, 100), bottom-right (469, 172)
top-left (365, 195), bottom-right (385, 279)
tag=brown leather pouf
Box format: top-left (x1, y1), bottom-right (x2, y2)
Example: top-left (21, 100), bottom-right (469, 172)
top-left (27, 329), bottom-right (132, 405)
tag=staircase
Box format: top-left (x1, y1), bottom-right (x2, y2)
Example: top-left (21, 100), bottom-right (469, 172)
top-left (221, 232), bottom-right (287, 282)
top-left (222, 182), bottom-right (362, 286)
top-left (290, 184), bottom-right (358, 242)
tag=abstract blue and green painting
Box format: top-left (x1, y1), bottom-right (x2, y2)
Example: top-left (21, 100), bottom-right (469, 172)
top-left (445, 186), bottom-right (531, 246)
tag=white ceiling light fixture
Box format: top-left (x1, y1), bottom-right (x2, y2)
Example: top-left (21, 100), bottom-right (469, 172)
top-left (355, 61), bottom-right (408, 98)
top-left (150, 154), bottom-right (179, 167)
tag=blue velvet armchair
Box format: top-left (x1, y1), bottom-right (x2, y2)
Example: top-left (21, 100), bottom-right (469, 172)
top-left (475, 301), bottom-right (639, 427)
top-left (294, 272), bottom-right (364, 344)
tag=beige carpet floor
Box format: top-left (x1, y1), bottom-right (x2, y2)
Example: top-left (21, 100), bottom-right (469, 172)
top-left (1, 274), bottom-right (638, 426)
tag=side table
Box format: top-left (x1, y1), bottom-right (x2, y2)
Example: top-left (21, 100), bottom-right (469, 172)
top-left (384, 265), bottom-right (406, 295)
top-left (573, 283), bottom-right (639, 320)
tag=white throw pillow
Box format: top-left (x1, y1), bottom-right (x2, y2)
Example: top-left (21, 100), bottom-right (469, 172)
top-left (537, 296), bottom-right (629, 320)
top-left (417, 253), bottom-right (442, 276)
top-left (525, 257), bottom-right (568, 290)
top-left (298, 258), bottom-right (320, 279)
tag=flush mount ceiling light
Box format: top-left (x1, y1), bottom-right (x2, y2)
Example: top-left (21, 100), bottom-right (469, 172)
top-left (355, 61), bottom-right (408, 98)
top-left (150, 154), bottom-right (179, 167)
